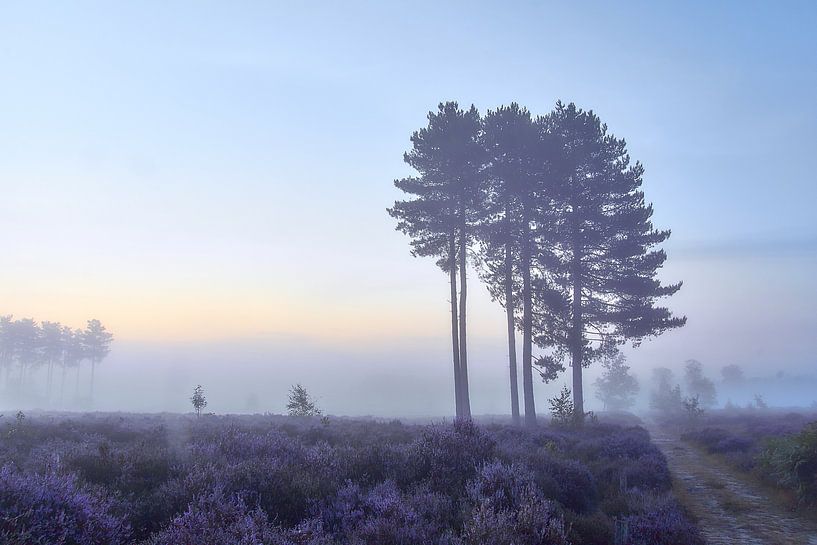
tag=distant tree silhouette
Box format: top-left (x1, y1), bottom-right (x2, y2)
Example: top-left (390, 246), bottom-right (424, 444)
top-left (11, 319), bottom-right (40, 387)
top-left (650, 367), bottom-right (683, 413)
top-left (0, 315), bottom-right (112, 406)
top-left (286, 384), bottom-right (321, 417)
top-left (684, 359), bottom-right (716, 407)
top-left (534, 102), bottom-right (685, 420)
top-left (40, 321), bottom-right (63, 400)
top-left (0, 316), bottom-right (12, 389)
top-left (63, 327), bottom-right (86, 402)
top-left (388, 102), bottom-right (483, 419)
top-left (720, 364), bottom-right (744, 384)
top-left (83, 319), bottom-right (113, 401)
top-left (594, 352), bottom-right (639, 410)
top-left (191, 385), bottom-right (207, 416)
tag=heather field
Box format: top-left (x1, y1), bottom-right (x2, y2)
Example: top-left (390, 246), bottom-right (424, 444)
top-left (0, 413), bottom-right (703, 545)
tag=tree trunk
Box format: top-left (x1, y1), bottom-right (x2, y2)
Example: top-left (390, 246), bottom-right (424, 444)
top-left (505, 238), bottom-right (520, 425)
top-left (571, 218), bottom-right (585, 422)
top-left (458, 221), bottom-right (471, 420)
top-left (75, 365), bottom-right (80, 398)
top-left (449, 234), bottom-right (462, 419)
top-left (571, 280), bottom-right (584, 420)
top-left (521, 208), bottom-right (536, 426)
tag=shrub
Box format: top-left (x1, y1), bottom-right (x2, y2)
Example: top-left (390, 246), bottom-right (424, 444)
top-left (146, 488), bottom-right (300, 545)
top-left (623, 452), bottom-right (672, 491)
top-left (625, 499), bottom-right (705, 545)
top-left (316, 480), bottom-right (458, 544)
top-left (534, 455), bottom-right (598, 513)
top-left (463, 461), bottom-right (569, 545)
top-left (0, 465), bottom-right (130, 545)
top-left (759, 422), bottom-right (817, 505)
top-left (402, 419), bottom-right (495, 496)
top-left (549, 385), bottom-right (574, 425)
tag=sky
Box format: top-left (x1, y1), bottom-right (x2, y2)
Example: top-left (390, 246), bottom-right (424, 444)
top-left (1, 1), bottom-right (816, 414)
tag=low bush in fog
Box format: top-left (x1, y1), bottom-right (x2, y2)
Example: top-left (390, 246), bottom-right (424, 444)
top-left (1, 413), bottom-right (703, 544)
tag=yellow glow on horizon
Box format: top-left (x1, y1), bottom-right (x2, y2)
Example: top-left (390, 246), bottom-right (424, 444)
top-left (1, 280), bottom-right (452, 344)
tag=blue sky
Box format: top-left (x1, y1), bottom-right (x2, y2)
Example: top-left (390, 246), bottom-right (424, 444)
top-left (1, 2), bottom-right (816, 411)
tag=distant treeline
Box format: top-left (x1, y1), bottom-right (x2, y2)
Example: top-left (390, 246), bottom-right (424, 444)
top-left (0, 316), bottom-right (113, 405)
top-left (389, 101), bottom-right (685, 425)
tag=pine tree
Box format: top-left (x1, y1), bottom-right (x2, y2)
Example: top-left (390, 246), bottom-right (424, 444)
top-left (537, 102), bottom-right (685, 420)
top-left (10, 318), bottom-right (40, 388)
top-left (83, 319), bottom-right (113, 401)
top-left (63, 327), bottom-right (86, 403)
top-left (549, 385), bottom-right (574, 425)
top-left (388, 102), bottom-right (483, 419)
top-left (191, 385), bottom-right (207, 416)
top-left (286, 384), bottom-right (321, 417)
top-left (39, 321), bottom-right (63, 402)
top-left (479, 103), bottom-right (549, 426)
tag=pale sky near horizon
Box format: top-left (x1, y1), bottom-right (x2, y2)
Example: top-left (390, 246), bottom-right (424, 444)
top-left (2, 2), bottom-right (816, 412)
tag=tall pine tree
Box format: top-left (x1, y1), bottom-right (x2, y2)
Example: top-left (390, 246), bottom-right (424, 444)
top-left (479, 104), bottom-right (547, 425)
top-left (388, 102), bottom-right (483, 419)
top-left (536, 102), bottom-right (685, 420)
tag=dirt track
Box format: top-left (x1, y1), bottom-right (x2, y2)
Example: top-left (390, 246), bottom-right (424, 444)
top-left (648, 424), bottom-right (817, 545)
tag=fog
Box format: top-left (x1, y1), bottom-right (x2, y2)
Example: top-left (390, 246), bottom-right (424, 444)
top-left (5, 344), bottom-right (816, 418)
top-left (4, 242), bottom-right (816, 416)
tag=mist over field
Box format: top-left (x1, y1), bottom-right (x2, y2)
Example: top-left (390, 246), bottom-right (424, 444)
top-left (5, 243), bottom-right (817, 415)
top-left (3, 232), bottom-right (816, 415)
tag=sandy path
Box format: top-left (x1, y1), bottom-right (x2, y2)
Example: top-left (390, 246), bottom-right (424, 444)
top-left (647, 424), bottom-right (817, 545)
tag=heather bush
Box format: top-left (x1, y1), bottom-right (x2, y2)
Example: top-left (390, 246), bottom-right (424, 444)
top-left (0, 464), bottom-right (130, 545)
top-left (463, 461), bottom-right (568, 545)
top-left (622, 452), bottom-right (672, 491)
top-left (533, 455), bottom-right (598, 513)
top-left (146, 488), bottom-right (306, 545)
top-left (316, 480), bottom-right (459, 544)
top-left (401, 419), bottom-right (495, 496)
top-left (625, 497), bottom-right (705, 545)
